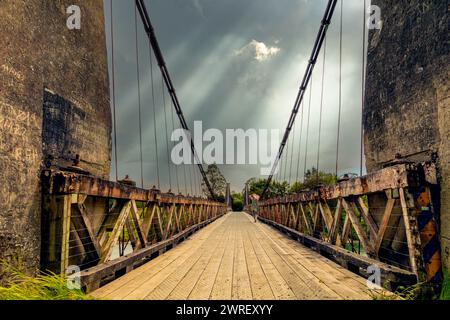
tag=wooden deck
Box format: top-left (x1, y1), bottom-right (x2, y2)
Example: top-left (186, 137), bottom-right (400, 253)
top-left (92, 212), bottom-right (376, 300)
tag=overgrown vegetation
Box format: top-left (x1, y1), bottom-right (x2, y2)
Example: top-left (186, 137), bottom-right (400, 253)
top-left (244, 167), bottom-right (338, 199)
top-left (290, 167), bottom-right (337, 192)
top-left (440, 269), bottom-right (450, 300)
top-left (231, 192), bottom-right (244, 211)
top-left (0, 261), bottom-right (93, 300)
top-left (370, 278), bottom-right (449, 301)
top-left (202, 164), bottom-right (227, 201)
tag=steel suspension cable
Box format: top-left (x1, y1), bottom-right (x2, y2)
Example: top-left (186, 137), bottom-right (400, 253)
top-left (195, 170), bottom-right (200, 196)
top-left (183, 161), bottom-right (188, 195)
top-left (335, 0), bottom-right (344, 178)
top-left (149, 40), bottom-right (160, 188)
top-left (134, 6), bottom-right (144, 188)
top-left (110, 0), bottom-right (118, 181)
top-left (170, 98), bottom-right (181, 194)
top-left (193, 169), bottom-right (197, 196)
top-left (135, 0), bottom-right (216, 199)
top-left (283, 135), bottom-right (289, 182)
top-left (162, 77), bottom-right (172, 191)
top-left (288, 120), bottom-right (296, 185)
top-left (192, 167), bottom-right (197, 196)
top-left (189, 163), bottom-right (194, 196)
top-left (295, 100), bottom-right (305, 182)
top-left (360, 0), bottom-right (367, 176)
top-left (280, 154), bottom-right (284, 182)
top-left (316, 37), bottom-right (327, 183)
top-left (303, 81), bottom-right (313, 181)
top-left (261, 0), bottom-right (338, 198)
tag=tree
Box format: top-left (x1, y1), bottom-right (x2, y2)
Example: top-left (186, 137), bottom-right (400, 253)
top-left (202, 164), bottom-right (227, 200)
top-left (243, 178), bottom-right (290, 199)
top-left (243, 168), bottom-right (337, 200)
top-left (290, 167), bottom-right (337, 192)
top-left (231, 192), bottom-right (244, 211)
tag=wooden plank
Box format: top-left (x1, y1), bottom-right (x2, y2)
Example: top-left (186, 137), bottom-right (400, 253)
top-left (341, 199), bottom-right (374, 255)
top-left (318, 201), bottom-right (333, 231)
top-left (258, 215), bottom-right (417, 288)
top-left (258, 164), bottom-right (418, 205)
top-left (399, 188), bottom-right (418, 275)
top-left (130, 200), bottom-right (147, 248)
top-left (143, 218), bottom-right (227, 300)
top-left (92, 215), bottom-right (228, 299)
top-left (210, 214), bottom-right (237, 300)
top-left (329, 199), bottom-right (343, 244)
top-left (246, 226), bottom-right (297, 300)
top-left (60, 195), bottom-right (72, 274)
top-left (99, 201), bottom-right (132, 263)
top-left (251, 225), bottom-right (316, 299)
top-left (340, 214), bottom-right (351, 247)
top-left (231, 222), bottom-right (253, 300)
top-left (241, 227), bottom-right (275, 299)
top-left (299, 203), bottom-right (312, 234)
top-left (164, 205), bottom-right (176, 239)
top-left (188, 227), bottom-right (231, 299)
top-left (168, 221), bottom-right (232, 300)
top-left (117, 216), bottom-right (227, 299)
top-left (73, 201), bottom-right (101, 259)
top-left (357, 196), bottom-right (378, 241)
top-left (255, 220), bottom-right (371, 299)
top-left (375, 198), bottom-right (396, 253)
top-left (141, 204), bottom-right (157, 239)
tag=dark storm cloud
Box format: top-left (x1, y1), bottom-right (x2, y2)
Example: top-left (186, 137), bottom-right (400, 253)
top-left (104, 0), bottom-right (370, 192)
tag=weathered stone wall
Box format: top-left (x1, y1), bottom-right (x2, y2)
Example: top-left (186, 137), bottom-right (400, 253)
top-left (0, 1), bottom-right (111, 274)
top-left (364, 1), bottom-right (450, 269)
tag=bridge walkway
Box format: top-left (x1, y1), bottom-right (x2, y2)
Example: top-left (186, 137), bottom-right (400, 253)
top-left (92, 212), bottom-right (375, 300)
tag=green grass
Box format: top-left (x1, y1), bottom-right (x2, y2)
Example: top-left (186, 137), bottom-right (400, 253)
top-left (440, 269), bottom-right (450, 300)
top-left (0, 261), bottom-right (93, 300)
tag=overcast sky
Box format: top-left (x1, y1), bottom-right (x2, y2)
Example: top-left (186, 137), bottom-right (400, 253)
top-left (104, 0), bottom-right (369, 193)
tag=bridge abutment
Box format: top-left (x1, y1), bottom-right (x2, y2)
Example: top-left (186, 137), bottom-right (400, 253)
top-left (365, 1), bottom-right (450, 271)
top-left (0, 0), bottom-right (111, 276)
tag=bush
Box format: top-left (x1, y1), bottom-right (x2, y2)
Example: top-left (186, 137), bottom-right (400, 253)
top-left (0, 261), bottom-right (93, 300)
top-left (440, 269), bottom-right (450, 300)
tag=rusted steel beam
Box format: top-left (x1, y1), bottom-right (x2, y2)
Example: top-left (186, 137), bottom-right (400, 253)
top-left (42, 169), bottom-right (225, 206)
top-left (260, 164), bottom-right (422, 206)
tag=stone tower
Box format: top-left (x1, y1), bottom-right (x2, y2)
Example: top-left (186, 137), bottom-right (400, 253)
top-left (364, 1), bottom-right (450, 270)
top-left (0, 1), bottom-right (111, 274)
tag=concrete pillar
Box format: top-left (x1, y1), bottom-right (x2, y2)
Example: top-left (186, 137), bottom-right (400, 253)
top-left (0, 0), bottom-right (111, 275)
top-left (364, 1), bottom-right (449, 270)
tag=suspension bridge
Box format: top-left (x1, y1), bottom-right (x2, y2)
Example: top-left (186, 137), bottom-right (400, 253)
top-left (1, 0), bottom-right (446, 300)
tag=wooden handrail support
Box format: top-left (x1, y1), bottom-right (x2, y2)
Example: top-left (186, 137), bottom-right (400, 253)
top-left (80, 215), bottom-right (223, 292)
top-left (257, 163), bottom-right (441, 288)
top-left (40, 169), bottom-right (228, 291)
